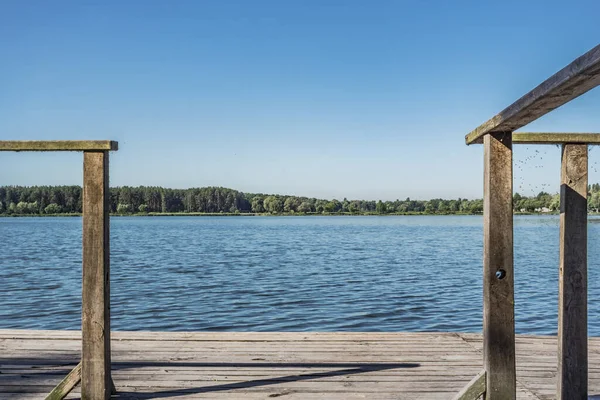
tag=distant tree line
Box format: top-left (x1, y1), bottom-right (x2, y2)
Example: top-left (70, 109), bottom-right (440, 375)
top-left (1, 184), bottom-right (600, 216)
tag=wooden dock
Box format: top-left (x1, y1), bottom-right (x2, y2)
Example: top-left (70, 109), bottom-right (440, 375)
top-left (2, 330), bottom-right (600, 399)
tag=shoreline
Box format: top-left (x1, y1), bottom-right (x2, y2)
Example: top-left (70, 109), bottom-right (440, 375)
top-left (0, 211), bottom-right (560, 218)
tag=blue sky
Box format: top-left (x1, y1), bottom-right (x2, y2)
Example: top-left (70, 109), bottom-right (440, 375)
top-left (1, 0), bottom-right (600, 200)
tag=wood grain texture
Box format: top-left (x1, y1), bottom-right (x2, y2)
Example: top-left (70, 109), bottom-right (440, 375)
top-left (452, 370), bottom-right (486, 400)
top-left (0, 330), bottom-right (557, 400)
top-left (483, 133), bottom-right (516, 399)
top-left (82, 151), bottom-right (112, 400)
top-left (558, 144), bottom-right (588, 400)
top-left (44, 362), bottom-right (81, 400)
top-left (0, 330), bottom-right (556, 399)
top-left (0, 141), bottom-right (118, 151)
top-left (512, 132), bottom-right (600, 145)
top-left (466, 44), bottom-right (600, 145)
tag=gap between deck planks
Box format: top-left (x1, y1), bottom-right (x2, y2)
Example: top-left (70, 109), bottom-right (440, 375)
top-left (3, 330), bottom-right (600, 399)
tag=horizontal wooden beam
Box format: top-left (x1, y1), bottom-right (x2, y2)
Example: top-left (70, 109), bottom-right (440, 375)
top-left (466, 44), bottom-right (600, 145)
top-left (513, 132), bottom-right (600, 144)
top-left (0, 141), bottom-right (118, 152)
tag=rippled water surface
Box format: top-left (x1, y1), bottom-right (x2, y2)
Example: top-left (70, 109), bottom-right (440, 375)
top-left (2, 215), bottom-right (600, 335)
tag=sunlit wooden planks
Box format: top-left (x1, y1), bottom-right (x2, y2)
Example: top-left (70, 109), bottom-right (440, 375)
top-left (0, 141), bottom-right (118, 151)
top-left (0, 330), bottom-right (583, 399)
top-left (465, 44), bottom-right (600, 145)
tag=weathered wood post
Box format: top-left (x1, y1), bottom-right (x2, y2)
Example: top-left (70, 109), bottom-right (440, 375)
top-left (483, 132), bottom-right (516, 399)
top-left (558, 144), bottom-right (588, 399)
top-left (82, 150), bottom-right (111, 400)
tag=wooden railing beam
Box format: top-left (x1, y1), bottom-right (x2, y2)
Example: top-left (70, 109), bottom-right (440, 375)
top-left (512, 132), bottom-right (600, 145)
top-left (0, 140), bottom-right (117, 151)
top-left (466, 44), bottom-right (600, 145)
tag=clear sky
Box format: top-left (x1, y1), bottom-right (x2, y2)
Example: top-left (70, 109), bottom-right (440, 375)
top-left (2, 0), bottom-right (600, 200)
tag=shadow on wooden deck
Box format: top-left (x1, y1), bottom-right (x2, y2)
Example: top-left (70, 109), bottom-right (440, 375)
top-left (0, 354), bottom-right (420, 399)
top-left (111, 362), bottom-right (420, 399)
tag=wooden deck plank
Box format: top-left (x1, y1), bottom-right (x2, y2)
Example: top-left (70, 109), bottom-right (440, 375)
top-left (0, 330), bottom-right (461, 340)
top-left (3, 331), bottom-right (600, 399)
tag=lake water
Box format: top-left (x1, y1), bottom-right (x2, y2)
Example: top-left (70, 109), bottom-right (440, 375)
top-left (1, 215), bottom-right (599, 335)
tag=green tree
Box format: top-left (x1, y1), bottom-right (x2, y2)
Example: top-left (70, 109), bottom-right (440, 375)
top-left (284, 197), bottom-right (301, 213)
top-left (550, 194), bottom-right (560, 211)
top-left (459, 199), bottom-right (470, 213)
top-left (448, 200), bottom-right (459, 212)
top-left (468, 199), bottom-right (483, 214)
top-left (251, 196), bottom-right (265, 213)
top-left (15, 201), bottom-right (26, 214)
top-left (519, 198), bottom-right (538, 212)
top-left (376, 200), bottom-right (387, 214)
top-left (332, 199), bottom-right (342, 212)
top-left (315, 200), bottom-right (327, 213)
top-left (536, 191), bottom-right (552, 208)
top-left (184, 191), bottom-right (197, 212)
top-left (298, 201), bottom-right (313, 213)
top-left (119, 186), bottom-right (133, 206)
top-left (44, 203), bottom-right (62, 214)
top-left (263, 196), bottom-right (283, 214)
top-left (138, 204), bottom-right (148, 213)
top-left (589, 192), bottom-right (600, 212)
top-left (117, 203), bottom-right (133, 214)
top-left (11, 183), bottom-right (600, 217)
top-left (396, 201), bottom-right (408, 213)
top-left (425, 200), bottom-right (438, 214)
top-left (438, 200), bottom-right (450, 213)
top-left (323, 199), bottom-right (342, 213)
top-left (347, 200), bottom-right (360, 213)
top-left (16, 201), bottom-right (37, 214)
top-left (513, 192), bottom-right (522, 202)
top-left (342, 198), bottom-right (350, 212)
top-left (385, 201), bottom-right (396, 213)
